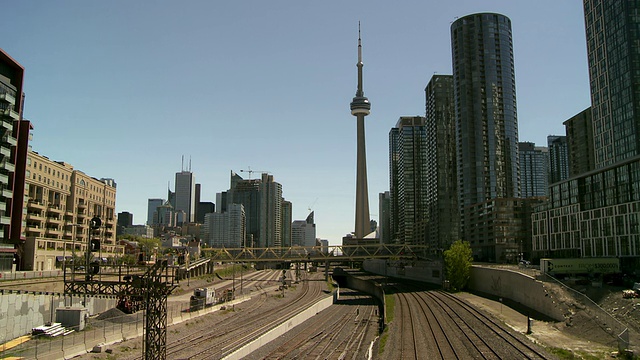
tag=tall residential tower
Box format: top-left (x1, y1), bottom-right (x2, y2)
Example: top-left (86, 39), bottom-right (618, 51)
top-left (350, 24), bottom-right (372, 239)
top-left (451, 13), bottom-right (522, 261)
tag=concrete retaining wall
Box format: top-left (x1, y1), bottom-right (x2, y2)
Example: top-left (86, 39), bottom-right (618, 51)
top-left (468, 266), bottom-right (564, 321)
top-left (332, 269), bottom-right (386, 326)
top-left (363, 259), bottom-right (443, 285)
top-left (225, 294), bottom-right (335, 360)
top-left (0, 292), bottom-right (117, 344)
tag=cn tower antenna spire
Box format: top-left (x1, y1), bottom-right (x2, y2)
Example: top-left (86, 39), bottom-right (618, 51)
top-left (350, 22), bottom-right (371, 239)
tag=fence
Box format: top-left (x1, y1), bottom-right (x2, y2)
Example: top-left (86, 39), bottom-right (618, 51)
top-left (543, 273), bottom-right (630, 351)
top-left (0, 292), bottom-right (246, 359)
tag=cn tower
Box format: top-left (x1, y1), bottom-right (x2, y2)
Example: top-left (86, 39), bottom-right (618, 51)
top-left (350, 23), bottom-right (371, 239)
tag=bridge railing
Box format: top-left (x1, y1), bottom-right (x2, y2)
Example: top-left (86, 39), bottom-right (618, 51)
top-left (201, 244), bottom-right (431, 262)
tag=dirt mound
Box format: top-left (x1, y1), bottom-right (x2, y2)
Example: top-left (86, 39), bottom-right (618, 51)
top-left (95, 307), bottom-right (138, 323)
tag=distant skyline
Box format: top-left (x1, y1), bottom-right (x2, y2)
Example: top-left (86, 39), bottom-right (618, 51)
top-left (2, 1), bottom-right (591, 244)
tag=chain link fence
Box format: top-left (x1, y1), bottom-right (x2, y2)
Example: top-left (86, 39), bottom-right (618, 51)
top-left (0, 291), bottom-right (246, 359)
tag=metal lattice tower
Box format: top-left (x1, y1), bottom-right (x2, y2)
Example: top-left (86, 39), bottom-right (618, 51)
top-left (64, 259), bottom-right (177, 360)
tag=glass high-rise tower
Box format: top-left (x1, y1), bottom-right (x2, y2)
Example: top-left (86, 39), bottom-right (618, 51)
top-left (389, 116), bottom-right (429, 246)
top-left (451, 13), bottom-right (521, 261)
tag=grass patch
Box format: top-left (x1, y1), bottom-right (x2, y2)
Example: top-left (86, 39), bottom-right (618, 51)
top-left (378, 330), bottom-right (389, 354)
top-left (385, 294), bottom-right (395, 324)
top-left (378, 293), bottom-right (396, 355)
top-left (547, 347), bottom-right (612, 360)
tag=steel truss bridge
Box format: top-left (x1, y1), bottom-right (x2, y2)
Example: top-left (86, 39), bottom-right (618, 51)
top-left (201, 244), bottom-right (432, 262)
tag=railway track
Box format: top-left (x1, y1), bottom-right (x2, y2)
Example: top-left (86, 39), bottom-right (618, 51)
top-left (389, 282), bottom-right (553, 360)
top-left (257, 289), bottom-right (375, 360)
top-left (154, 271), bottom-right (325, 360)
top-left (427, 290), bottom-right (551, 359)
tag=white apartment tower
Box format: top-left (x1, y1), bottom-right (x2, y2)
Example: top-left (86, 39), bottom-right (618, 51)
top-left (206, 203), bottom-right (245, 248)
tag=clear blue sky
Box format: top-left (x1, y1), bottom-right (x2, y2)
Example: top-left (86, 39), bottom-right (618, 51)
top-left (2, 1), bottom-right (590, 245)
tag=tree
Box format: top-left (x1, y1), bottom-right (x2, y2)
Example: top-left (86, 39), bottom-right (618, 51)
top-left (444, 240), bottom-right (473, 292)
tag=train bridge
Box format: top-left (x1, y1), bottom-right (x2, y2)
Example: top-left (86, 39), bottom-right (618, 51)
top-left (180, 244), bottom-right (432, 280)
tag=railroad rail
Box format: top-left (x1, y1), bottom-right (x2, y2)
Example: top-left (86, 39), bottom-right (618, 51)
top-left (389, 282), bottom-right (553, 359)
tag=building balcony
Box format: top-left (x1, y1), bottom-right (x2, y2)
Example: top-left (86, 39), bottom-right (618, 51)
top-left (47, 204), bottom-right (64, 213)
top-left (0, 92), bottom-right (16, 106)
top-left (26, 212), bottom-right (44, 221)
top-left (25, 224), bottom-right (44, 232)
top-left (0, 215), bottom-right (9, 225)
top-left (0, 158), bottom-right (14, 172)
top-left (28, 200), bottom-right (46, 210)
top-left (0, 119), bottom-right (12, 131)
top-left (0, 145), bottom-right (10, 158)
top-left (45, 228), bottom-right (61, 236)
top-left (2, 108), bottom-right (19, 120)
top-left (1, 187), bottom-right (12, 199)
top-left (77, 202), bottom-right (87, 209)
top-left (0, 172), bottom-right (8, 184)
top-left (46, 216), bottom-right (64, 225)
top-left (1, 133), bottom-right (16, 147)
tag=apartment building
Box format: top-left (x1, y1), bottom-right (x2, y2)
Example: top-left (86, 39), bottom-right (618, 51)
top-left (22, 151), bottom-right (123, 271)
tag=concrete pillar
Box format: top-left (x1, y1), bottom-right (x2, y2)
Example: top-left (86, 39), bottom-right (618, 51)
top-left (325, 260), bottom-right (329, 281)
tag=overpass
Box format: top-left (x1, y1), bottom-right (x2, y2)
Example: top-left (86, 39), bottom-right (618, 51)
top-left (177, 244), bottom-right (431, 281)
top-left (201, 244), bottom-right (431, 262)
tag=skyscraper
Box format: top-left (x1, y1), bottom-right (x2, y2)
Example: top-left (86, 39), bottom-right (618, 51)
top-left (228, 171), bottom-right (261, 247)
top-left (291, 212), bottom-right (316, 247)
top-left (547, 135), bottom-right (570, 184)
top-left (147, 198), bottom-right (164, 226)
top-left (564, 107), bottom-right (595, 176)
top-left (531, 2), bottom-right (640, 269)
top-left (389, 116), bottom-right (429, 246)
top-left (451, 13), bottom-right (521, 261)
top-left (1, 48), bottom-right (32, 270)
top-left (350, 24), bottom-right (372, 239)
top-left (519, 142), bottom-right (549, 198)
top-left (584, 0), bottom-right (640, 168)
top-left (425, 75), bottom-right (459, 251)
top-left (259, 173), bottom-right (283, 248)
top-left (281, 200), bottom-right (292, 247)
top-left (175, 170), bottom-right (195, 224)
top-left (378, 192), bottom-right (391, 244)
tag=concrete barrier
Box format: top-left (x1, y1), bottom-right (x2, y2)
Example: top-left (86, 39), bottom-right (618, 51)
top-left (363, 259), bottom-right (443, 285)
top-left (332, 269), bottom-right (386, 327)
top-left (0, 292), bottom-right (117, 345)
top-left (0, 270), bottom-right (64, 281)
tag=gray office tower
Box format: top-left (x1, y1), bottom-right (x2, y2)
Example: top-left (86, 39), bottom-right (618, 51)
top-left (584, 0), bottom-right (640, 168)
top-left (451, 13), bottom-right (522, 262)
top-left (425, 75), bottom-right (459, 251)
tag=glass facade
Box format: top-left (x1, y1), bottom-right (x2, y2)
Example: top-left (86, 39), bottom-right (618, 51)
top-left (547, 135), bottom-right (570, 184)
top-left (451, 13), bottom-right (521, 260)
top-left (388, 116), bottom-right (429, 246)
top-left (424, 75), bottom-right (459, 251)
top-left (519, 142), bottom-right (549, 198)
top-left (584, 0), bottom-right (640, 168)
top-left (532, 156), bottom-right (640, 260)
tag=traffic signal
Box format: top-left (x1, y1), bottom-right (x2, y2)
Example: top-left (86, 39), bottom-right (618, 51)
top-left (90, 239), bottom-right (100, 252)
top-left (90, 261), bottom-right (100, 275)
top-left (90, 216), bottom-right (102, 229)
